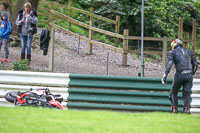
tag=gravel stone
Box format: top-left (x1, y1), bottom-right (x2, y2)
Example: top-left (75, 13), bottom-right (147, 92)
top-left (1, 28), bottom-right (199, 78)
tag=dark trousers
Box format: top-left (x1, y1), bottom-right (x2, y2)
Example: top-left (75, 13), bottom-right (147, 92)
top-left (0, 38), bottom-right (9, 59)
top-left (170, 72), bottom-right (193, 107)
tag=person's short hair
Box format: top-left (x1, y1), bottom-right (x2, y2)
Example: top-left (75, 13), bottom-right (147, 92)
top-left (2, 13), bottom-right (6, 17)
top-left (24, 2), bottom-right (32, 9)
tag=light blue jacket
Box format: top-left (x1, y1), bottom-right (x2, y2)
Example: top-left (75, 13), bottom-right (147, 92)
top-left (0, 11), bottom-right (11, 39)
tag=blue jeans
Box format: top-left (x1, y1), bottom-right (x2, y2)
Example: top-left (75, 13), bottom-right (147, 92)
top-left (20, 35), bottom-right (33, 55)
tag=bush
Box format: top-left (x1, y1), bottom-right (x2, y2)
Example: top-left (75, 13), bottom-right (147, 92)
top-left (93, 34), bottom-right (113, 45)
top-left (38, 23), bottom-right (48, 28)
top-left (12, 60), bottom-right (29, 71)
top-left (10, 41), bottom-right (18, 47)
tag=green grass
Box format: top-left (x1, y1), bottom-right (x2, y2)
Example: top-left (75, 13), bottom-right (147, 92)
top-left (0, 107), bottom-right (200, 133)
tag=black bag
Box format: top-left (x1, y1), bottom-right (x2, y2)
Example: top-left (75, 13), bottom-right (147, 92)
top-left (40, 29), bottom-right (50, 55)
top-left (30, 10), bottom-right (37, 35)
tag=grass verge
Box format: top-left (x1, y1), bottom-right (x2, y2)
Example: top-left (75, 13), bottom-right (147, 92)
top-left (0, 106), bottom-right (200, 133)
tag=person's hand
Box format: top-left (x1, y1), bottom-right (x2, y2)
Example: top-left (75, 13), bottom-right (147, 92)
top-left (21, 19), bottom-right (25, 23)
top-left (161, 74), bottom-right (167, 85)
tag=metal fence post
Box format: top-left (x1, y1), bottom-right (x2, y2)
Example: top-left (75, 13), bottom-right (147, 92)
top-left (162, 36), bottom-right (168, 73)
top-left (88, 7), bottom-right (94, 55)
top-left (49, 28), bottom-right (55, 72)
top-left (106, 52), bottom-right (109, 75)
top-left (78, 33), bottom-right (80, 55)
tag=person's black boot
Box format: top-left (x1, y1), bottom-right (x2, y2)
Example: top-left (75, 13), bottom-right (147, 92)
top-left (183, 106), bottom-right (190, 114)
top-left (27, 54), bottom-right (31, 65)
top-left (171, 106), bottom-right (178, 113)
top-left (21, 53), bottom-right (25, 60)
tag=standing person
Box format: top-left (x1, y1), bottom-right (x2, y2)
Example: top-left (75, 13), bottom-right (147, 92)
top-left (0, 11), bottom-right (11, 62)
top-left (162, 39), bottom-right (198, 114)
top-left (16, 2), bottom-right (37, 63)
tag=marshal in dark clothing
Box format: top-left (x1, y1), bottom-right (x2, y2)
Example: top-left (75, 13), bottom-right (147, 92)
top-left (162, 39), bottom-right (198, 114)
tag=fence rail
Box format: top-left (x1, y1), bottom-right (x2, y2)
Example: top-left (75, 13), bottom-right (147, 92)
top-left (0, 70), bottom-right (199, 115)
top-left (37, 0), bottom-right (200, 71)
top-left (50, 22), bottom-right (124, 53)
top-left (40, 0), bottom-right (117, 24)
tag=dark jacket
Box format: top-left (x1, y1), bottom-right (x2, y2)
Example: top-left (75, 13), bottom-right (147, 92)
top-left (165, 45), bottom-right (198, 76)
top-left (40, 29), bottom-right (50, 55)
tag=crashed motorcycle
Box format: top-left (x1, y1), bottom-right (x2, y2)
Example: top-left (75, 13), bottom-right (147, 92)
top-left (4, 88), bottom-right (64, 110)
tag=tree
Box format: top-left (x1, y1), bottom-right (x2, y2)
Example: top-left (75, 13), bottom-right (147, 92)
top-left (28, 0), bottom-right (39, 10)
top-left (91, 0), bottom-right (200, 38)
top-left (11, 0), bottom-right (39, 35)
top-left (2, 0), bottom-right (13, 20)
top-left (78, 0), bottom-right (111, 8)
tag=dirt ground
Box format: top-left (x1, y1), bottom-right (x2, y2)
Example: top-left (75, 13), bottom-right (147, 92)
top-left (0, 28), bottom-right (199, 79)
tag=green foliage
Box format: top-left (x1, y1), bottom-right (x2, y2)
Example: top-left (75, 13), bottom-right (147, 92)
top-left (130, 53), bottom-right (161, 62)
top-left (94, 0), bottom-right (199, 37)
top-left (144, 57), bottom-right (152, 63)
top-left (12, 60), bottom-right (29, 71)
top-left (33, 36), bottom-right (40, 40)
top-left (57, 0), bottom-right (67, 4)
top-left (129, 53), bottom-right (139, 59)
top-left (37, 4), bottom-right (48, 28)
top-left (38, 0), bottom-right (200, 49)
top-left (10, 41), bottom-right (18, 47)
top-left (78, 0), bottom-right (110, 8)
top-left (32, 35), bottom-right (40, 41)
top-left (145, 0), bottom-right (196, 38)
top-left (93, 34), bottom-right (113, 45)
top-left (38, 3), bottom-right (48, 8)
top-left (69, 25), bottom-right (89, 37)
top-left (144, 54), bottom-right (162, 62)
top-left (53, 5), bottom-right (63, 13)
top-left (38, 23), bottom-right (48, 28)
top-left (37, 15), bottom-right (48, 21)
top-left (151, 54), bottom-right (161, 60)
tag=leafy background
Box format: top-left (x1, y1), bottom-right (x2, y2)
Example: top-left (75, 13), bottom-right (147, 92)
top-left (43, 0), bottom-right (200, 50)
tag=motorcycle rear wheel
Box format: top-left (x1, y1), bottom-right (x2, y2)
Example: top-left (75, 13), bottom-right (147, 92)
top-left (4, 91), bottom-right (20, 103)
